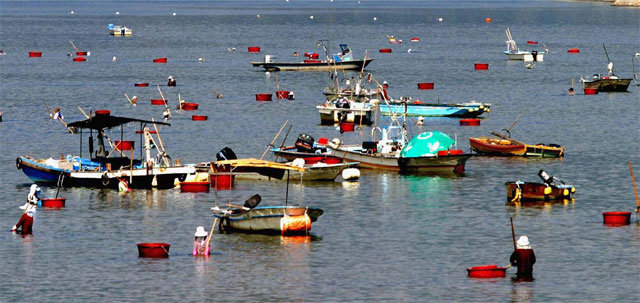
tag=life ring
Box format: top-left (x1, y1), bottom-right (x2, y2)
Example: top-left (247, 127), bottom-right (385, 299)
top-left (101, 173), bottom-right (110, 187)
top-left (16, 157), bottom-right (22, 169)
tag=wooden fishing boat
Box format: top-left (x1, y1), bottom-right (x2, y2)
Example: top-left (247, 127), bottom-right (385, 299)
top-left (212, 204), bottom-right (323, 235)
top-left (504, 28), bottom-right (543, 62)
top-left (252, 43), bottom-right (373, 72)
top-left (397, 132), bottom-right (471, 175)
top-left (380, 100), bottom-right (491, 118)
top-left (317, 98), bottom-right (376, 125)
top-left (580, 44), bottom-right (632, 92)
top-left (506, 170), bottom-right (576, 202)
top-left (271, 146), bottom-right (340, 163)
top-left (213, 158), bottom-right (353, 182)
top-left (16, 111), bottom-right (194, 189)
top-left (469, 137), bottom-right (564, 158)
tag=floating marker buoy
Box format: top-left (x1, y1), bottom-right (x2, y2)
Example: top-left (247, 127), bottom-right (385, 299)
top-left (310, 16), bottom-right (314, 19)
top-left (112, 56), bottom-right (117, 62)
top-left (256, 14), bottom-right (260, 18)
top-left (460, 118), bottom-right (481, 126)
top-left (70, 10), bottom-right (75, 15)
top-left (438, 17), bottom-right (443, 22)
top-left (342, 168), bottom-right (360, 181)
top-left (568, 48), bottom-right (580, 53)
top-left (485, 17), bottom-right (492, 23)
top-left (153, 57), bottom-right (167, 63)
top-left (379, 48), bottom-right (392, 53)
top-left (256, 93), bottom-right (272, 101)
top-left (172, 12), bottom-right (176, 16)
top-left (180, 181), bottom-right (211, 192)
top-left (137, 243), bottom-right (171, 258)
top-left (373, 17), bottom-right (377, 21)
top-left (28, 51), bottom-right (42, 58)
top-left (248, 46), bottom-right (260, 53)
top-left (602, 212), bottom-right (632, 226)
top-left (474, 63), bottom-right (489, 70)
top-left (115, 11), bottom-right (120, 15)
top-left (467, 265), bottom-right (507, 278)
top-left (192, 115), bottom-right (208, 121)
top-left (410, 37), bottom-right (420, 42)
top-left (72, 56), bottom-right (86, 62)
top-left (198, 57), bottom-right (205, 62)
top-left (417, 82), bottom-right (434, 90)
top-left (584, 88), bottom-right (598, 95)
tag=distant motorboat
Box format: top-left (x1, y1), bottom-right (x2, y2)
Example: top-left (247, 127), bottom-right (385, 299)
top-left (504, 28), bottom-right (543, 62)
top-left (580, 44), bottom-right (632, 92)
top-left (380, 99), bottom-right (491, 118)
top-left (108, 24), bottom-right (132, 36)
top-left (252, 42), bottom-right (373, 72)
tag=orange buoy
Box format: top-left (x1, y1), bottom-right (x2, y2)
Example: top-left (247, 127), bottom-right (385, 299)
top-left (485, 17), bottom-right (492, 23)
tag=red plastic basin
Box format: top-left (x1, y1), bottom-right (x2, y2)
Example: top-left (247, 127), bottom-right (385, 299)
top-left (76, 51), bottom-right (88, 56)
top-left (180, 102), bottom-right (199, 110)
top-left (474, 63), bottom-right (489, 70)
top-left (73, 56), bottom-right (86, 62)
top-left (584, 88), bottom-right (598, 95)
top-left (467, 264), bottom-right (507, 278)
top-left (153, 57), bottom-right (167, 63)
top-left (417, 82), bottom-right (434, 90)
top-left (256, 93), bottom-right (273, 101)
top-left (134, 83), bottom-right (149, 87)
top-left (379, 48), bottom-right (392, 53)
top-left (151, 99), bottom-right (166, 105)
top-left (527, 41), bottom-right (538, 44)
top-left (568, 48), bottom-right (580, 53)
top-left (340, 122), bottom-right (355, 132)
top-left (29, 51), bottom-right (42, 57)
top-left (248, 46), bottom-right (260, 53)
top-left (41, 198), bottom-right (65, 208)
top-left (460, 118), bottom-right (481, 126)
top-left (137, 243), bottom-right (171, 258)
top-left (603, 211), bottom-right (631, 225)
top-left (276, 91), bottom-right (290, 99)
top-left (180, 181), bottom-right (210, 193)
top-left (192, 115), bottom-right (208, 121)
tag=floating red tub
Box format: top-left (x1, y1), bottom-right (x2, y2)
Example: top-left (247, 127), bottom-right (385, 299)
top-left (41, 198), bottom-right (65, 208)
top-left (72, 56), bottom-right (86, 62)
top-left (211, 173), bottom-right (234, 190)
top-left (248, 46), bottom-right (261, 53)
top-left (379, 48), bottom-right (392, 53)
top-left (410, 37), bottom-right (420, 42)
top-left (151, 99), bottom-right (166, 105)
top-left (180, 181), bottom-right (211, 193)
top-left (256, 93), bottom-right (273, 101)
top-left (474, 63), bottom-right (489, 70)
top-left (567, 48), bottom-right (580, 53)
top-left (467, 264), bottom-right (507, 278)
top-left (135, 130), bottom-right (157, 134)
top-left (137, 243), bottom-right (171, 258)
top-left (276, 91), bottom-right (290, 99)
top-left (115, 140), bottom-right (135, 151)
top-left (417, 82), bottom-right (434, 90)
top-left (192, 115), bottom-right (208, 121)
top-left (28, 51), bottom-right (42, 57)
top-left (95, 110), bottom-right (111, 116)
top-left (153, 57), bottom-right (167, 63)
top-left (527, 41), bottom-right (538, 44)
top-left (460, 118), bottom-right (481, 126)
top-left (76, 51), bottom-right (88, 56)
top-left (180, 102), bottom-right (199, 110)
top-left (603, 211), bottom-right (632, 226)
top-left (339, 122), bottom-right (355, 132)
top-left (134, 83), bottom-right (149, 87)
top-left (584, 88), bottom-right (598, 95)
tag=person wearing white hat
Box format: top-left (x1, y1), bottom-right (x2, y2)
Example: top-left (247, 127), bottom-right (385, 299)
top-left (380, 81), bottom-right (390, 101)
top-left (167, 76), bottom-right (176, 87)
top-left (12, 208), bottom-right (35, 235)
top-left (192, 226), bottom-right (210, 256)
top-left (131, 96), bottom-right (138, 105)
top-left (510, 235), bottom-right (536, 280)
top-left (22, 184), bottom-right (41, 209)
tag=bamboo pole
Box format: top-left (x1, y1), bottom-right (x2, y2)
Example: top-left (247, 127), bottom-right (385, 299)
top-left (204, 218), bottom-right (219, 256)
top-left (629, 162), bottom-right (639, 212)
top-left (124, 93), bottom-right (133, 104)
top-left (260, 120), bottom-right (288, 160)
top-left (151, 118), bottom-right (171, 167)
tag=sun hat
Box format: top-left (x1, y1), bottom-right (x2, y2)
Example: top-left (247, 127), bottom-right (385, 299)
top-left (194, 226), bottom-right (208, 237)
top-left (516, 236), bottom-right (530, 249)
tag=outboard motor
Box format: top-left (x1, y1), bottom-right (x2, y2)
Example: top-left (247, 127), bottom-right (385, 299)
top-left (336, 98), bottom-right (350, 122)
top-left (295, 133), bottom-right (315, 153)
top-left (531, 50), bottom-right (538, 61)
top-left (362, 141), bottom-right (377, 154)
top-left (538, 169), bottom-right (553, 185)
top-left (244, 194), bottom-right (261, 209)
top-left (216, 147), bottom-right (237, 161)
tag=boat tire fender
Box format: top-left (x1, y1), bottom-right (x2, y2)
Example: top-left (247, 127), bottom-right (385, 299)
top-left (101, 173), bottom-right (110, 187)
top-left (16, 157), bottom-right (22, 169)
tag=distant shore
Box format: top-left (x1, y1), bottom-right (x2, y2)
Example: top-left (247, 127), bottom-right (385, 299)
top-left (573, 0), bottom-right (640, 6)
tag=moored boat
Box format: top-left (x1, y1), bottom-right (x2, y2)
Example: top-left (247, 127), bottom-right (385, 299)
top-left (317, 97), bottom-right (377, 125)
top-left (469, 137), bottom-right (564, 158)
top-left (398, 131), bottom-right (471, 175)
top-left (380, 100), bottom-right (491, 118)
top-left (580, 44), bottom-right (632, 92)
top-left (252, 42), bottom-right (373, 72)
top-left (212, 202), bottom-right (323, 235)
top-left (506, 170), bottom-right (576, 202)
top-left (504, 28), bottom-right (544, 62)
top-left (108, 24), bottom-right (132, 36)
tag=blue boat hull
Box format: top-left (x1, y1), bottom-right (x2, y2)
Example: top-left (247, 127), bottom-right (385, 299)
top-left (380, 103), bottom-right (489, 117)
top-left (17, 156), bottom-right (68, 183)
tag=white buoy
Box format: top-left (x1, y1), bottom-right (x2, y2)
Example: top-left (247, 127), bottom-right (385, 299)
top-left (310, 15), bottom-right (314, 19)
top-left (257, 14), bottom-right (260, 18)
top-left (70, 10), bottom-right (75, 15)
top-left (198, 57), bottom-right (205, 62)
top-left (408, 49), bottom-right (412, 53)
top-left (172, 12), bottom-right (176, 16)
top-left (116, 11), bottom-right (120, 15)
top-left (342, 168), bottom-right (360, 181)
top-left (438, 17), bottom-right (443, 22)
top-left (112, 56), bottom-right (117, 62)
top-left (373, 17), bottom-right (377, 21)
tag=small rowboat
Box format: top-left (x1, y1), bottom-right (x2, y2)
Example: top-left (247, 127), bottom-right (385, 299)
top-left (506, 181), bottom-right (575, 202)
top-left (212, 203), bottom-right (323, 235)
top-left (469, 137), bottom-right (564, 158)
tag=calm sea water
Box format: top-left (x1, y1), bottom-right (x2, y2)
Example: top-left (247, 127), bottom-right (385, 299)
top-left (1, 1), bottom-right (639, 302)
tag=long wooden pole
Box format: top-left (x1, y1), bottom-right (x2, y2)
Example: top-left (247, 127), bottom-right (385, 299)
top-left (629, 162), bottom-right (639, 212)
top-left (260, 120), bottom-right (288, 160)
top-left (151, 118), bottom-right (171, 167)
top-left (204, 218), bottom-right (219, 255)
top-left (157, 85), bottom-right (171, 117)
top-left (510, 217), bottom-right (517, 250)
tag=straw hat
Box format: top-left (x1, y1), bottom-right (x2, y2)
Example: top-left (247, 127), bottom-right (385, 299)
top-left (194, 226), bottom-right (208, 237)
top-left (516, 236), bottom-right (530, 249)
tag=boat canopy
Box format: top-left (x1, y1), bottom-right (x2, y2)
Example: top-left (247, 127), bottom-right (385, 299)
top-left (67, 114), bottom-right (170, 130)
top-left (400, 131), bottom-right (455, 157)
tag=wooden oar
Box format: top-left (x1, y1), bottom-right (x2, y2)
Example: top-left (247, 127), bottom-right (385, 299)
top-left (489, 131), bottom-right (525, 145)
top-left (510, 217), bottom-right (517, 250)
top-left (260, 120), bottom-right (288, 160)
top-left (629, 162), bottom-right (639, 213)
top-left (204, 218), bottom-right (219, 256)
top-left (151, 118), bottom-right (171, 166)
top-left (157, 85), bottom-right (171, 118)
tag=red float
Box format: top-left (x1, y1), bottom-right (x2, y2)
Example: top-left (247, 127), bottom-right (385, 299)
top-left (41, 198), bottom-right (65, 208)
top-left (151, 99), bottom-right (166, 105)
top-left (180, 181), bottom-right (211, 193)
top-left (248, 46), bottom-right (261, 53)
top-left (95, 110), bottom-right (111, 116)
top-left (379, 48), bottom-right (392, 53)
top-left (602, 211), bottom-right (632, 226)
top-left (276, 91), bottom-right (290, 99)
top-left (179, 102), bottom-right (199, 110)
top-left (256, 93), bottom-right (273, 101)
top-left (134, 83), bottom-right (149, 87)
top-left (467, 264), bottom-right (507, 278)
top-left (28, 51), bottom-right (42, 57)
top-left (567, 48), bottom-right (580, 53)
top-left (153, 57), bottom-right (167, 63)
top-left (460, 118), bottom-right (481, 126)
top-left (72, 56), bottom-right (86, 62)
top-left (474, 63), bottom-right (489, 70)
top-left (527, 41), bottom-right (538, 44)
top-left (417, 82), bottom-right (434, 90)
top-left (192, 115), bottom-right (208, 121)
top-left (137, 243), bottom-right (171, 258)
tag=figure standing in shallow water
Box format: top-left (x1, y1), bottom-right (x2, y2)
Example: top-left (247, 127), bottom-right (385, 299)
top-left (510, 235), bottom-right (536, 281)
top-left (192, 226), bottom-right (210, 256)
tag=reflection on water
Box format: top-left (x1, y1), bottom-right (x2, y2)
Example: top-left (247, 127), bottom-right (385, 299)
top-left (510, 281), bottom-right (535, 303)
